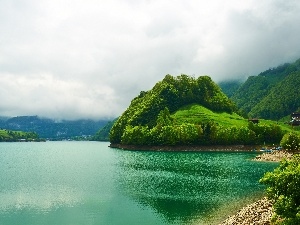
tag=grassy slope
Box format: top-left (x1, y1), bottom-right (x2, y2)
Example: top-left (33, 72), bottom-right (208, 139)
top-left (172, 104), bottom-right (245, 126)
top-left (171, 104), bottom-right (298, 133)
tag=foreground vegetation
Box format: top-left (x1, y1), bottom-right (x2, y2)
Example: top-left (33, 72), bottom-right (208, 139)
top-left (260, 153), bottom-right (300, 224)
top-left (256, 132), bottom-right (300, 224)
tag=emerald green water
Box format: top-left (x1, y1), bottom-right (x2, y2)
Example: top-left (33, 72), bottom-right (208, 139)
top-left (0, 142), bottom-right (277, 225)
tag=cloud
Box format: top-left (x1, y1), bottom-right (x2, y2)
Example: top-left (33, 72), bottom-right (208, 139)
top-left (1, 0), bottom-right (300, 119)
top-left (0, 73), bottom-right (117, 120)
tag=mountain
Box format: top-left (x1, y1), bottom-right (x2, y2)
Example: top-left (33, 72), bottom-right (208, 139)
top-left (0, 116), bottom-right (109, 139)
top-left (230, 58), bottom-right (300, 119)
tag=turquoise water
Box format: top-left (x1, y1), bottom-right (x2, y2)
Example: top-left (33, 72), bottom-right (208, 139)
top-left (0, 142), bottom-right (277, 225)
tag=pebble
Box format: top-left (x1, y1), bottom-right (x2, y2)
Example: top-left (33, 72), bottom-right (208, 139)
top-left (253, 150), bottom-right (293, 162)
top-left (219, 197), bottom-right (273, 225)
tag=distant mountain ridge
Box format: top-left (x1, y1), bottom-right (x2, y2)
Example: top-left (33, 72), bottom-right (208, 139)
top-left (0, 116), bottom-right (109, 139)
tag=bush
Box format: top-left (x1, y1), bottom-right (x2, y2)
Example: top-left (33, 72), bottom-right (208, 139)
top-left (260, 155), bottom-right (300, 225)
top-left (280, 132), bottom-right (300, 152)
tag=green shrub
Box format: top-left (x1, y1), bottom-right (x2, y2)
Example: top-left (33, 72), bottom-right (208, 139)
top-left (260, 155), bottom-right (300, 225)
top-left (280, 132), bottom-right (300, 152)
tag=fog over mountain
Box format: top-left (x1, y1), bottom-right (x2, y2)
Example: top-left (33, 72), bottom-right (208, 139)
top-left (1, 0), bottom-right (300, 120)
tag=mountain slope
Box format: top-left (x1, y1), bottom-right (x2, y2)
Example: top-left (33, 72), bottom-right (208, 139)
top-left (92, 118), bottom-right (117, 141)
top-left (249, 71), bottom-right (300, 120)
top-left (230, 58), bottom-right (300, 118)
top-left (218, 80), bottom-right (243, 98)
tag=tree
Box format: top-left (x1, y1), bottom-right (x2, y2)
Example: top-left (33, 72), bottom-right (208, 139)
top-left (260, 155), bottom-right (300, 224)
top-left (280, 132), bottom-right (300, 152)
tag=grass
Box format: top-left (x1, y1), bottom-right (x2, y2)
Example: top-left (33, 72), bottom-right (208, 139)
top-left (171, 104), bottom-right (248, 127)
top-left (171, 104), bottom-right (300, 134)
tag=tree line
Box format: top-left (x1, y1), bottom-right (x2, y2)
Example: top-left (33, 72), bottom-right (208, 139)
top-left (117, 107), bottom-right (283, 146)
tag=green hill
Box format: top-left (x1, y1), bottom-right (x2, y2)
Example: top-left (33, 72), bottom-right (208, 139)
top-left (230, 58), bottom-right (300, 119)
top-left (0, 129), bottom-right (42, 142)
top-left (110, 74), bottom-right (237, 144)
top-left (110, 74), bottom-right (289, 146)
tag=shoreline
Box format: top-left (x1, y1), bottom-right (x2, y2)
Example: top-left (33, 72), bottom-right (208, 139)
top-left (109, 143), bottom-right (260, 152)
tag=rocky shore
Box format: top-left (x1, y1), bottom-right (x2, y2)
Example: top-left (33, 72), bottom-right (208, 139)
top-left (219, 197), bottom-right (273, 225)
top-left (253, 150), bottom-right (293, 162)
top-left (219, 150), bottom-right (295, 225)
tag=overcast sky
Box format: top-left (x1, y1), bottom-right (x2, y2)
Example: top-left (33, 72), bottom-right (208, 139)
top-left (1, 0), bottom-right (300, 120)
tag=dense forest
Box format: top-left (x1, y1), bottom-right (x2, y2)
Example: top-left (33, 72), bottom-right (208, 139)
top-left (109, 74), bottom-right (289, 146)
top-left (249, 71), bottom-right (300, 120)
top-left (226, 58), bottom-right (300, 120)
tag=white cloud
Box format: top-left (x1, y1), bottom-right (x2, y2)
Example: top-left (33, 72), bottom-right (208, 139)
top-left (1, 0), bottom-right (300, 119)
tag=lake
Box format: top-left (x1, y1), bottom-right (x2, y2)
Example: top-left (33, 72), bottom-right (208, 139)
top-left (0, 141), bottom-right (277, 225)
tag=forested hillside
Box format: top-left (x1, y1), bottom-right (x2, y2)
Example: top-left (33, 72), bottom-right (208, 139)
top-left (249, 71), bottom-right (300, 120)
top-left (230, 58), bottom-right (300, 119)
top-left (110, 75), bottom-right (287, 146)
top-left (218, 80), bottom-right (242, 98)
top-left (92, 118), bottom-right (117, 141)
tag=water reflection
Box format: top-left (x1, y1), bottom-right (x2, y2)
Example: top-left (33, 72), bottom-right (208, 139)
top-left (116, 150), bottom-right (275, 224)
top-left (0, 143), bottom-right (277, 225)
top-left (0, 185), bottom-right (81, 213)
